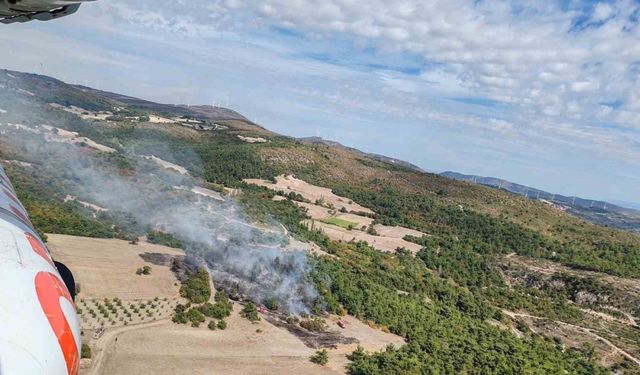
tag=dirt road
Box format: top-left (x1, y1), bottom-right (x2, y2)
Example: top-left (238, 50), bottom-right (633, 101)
top-left (503, 310), bottom-right (640, 367)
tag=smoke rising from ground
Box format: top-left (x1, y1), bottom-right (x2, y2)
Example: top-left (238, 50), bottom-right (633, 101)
top-left (1, 125), bottom-right (319, 314)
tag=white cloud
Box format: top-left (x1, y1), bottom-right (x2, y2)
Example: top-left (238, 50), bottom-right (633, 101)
top-left (3, 0), bottom-right (640, 200)
top-left (215, 0), bottom-right (640, 135)
top-left (92, 1), bottom-right (639, 133)
top-left (593, 2), bottom-right (615, 22)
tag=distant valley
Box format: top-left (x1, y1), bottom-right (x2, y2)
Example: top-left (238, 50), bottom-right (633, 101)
top-left (442, 171), bottom-right (640, 232)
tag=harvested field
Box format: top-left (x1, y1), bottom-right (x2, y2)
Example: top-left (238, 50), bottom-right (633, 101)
top-left (47, 234), bottom-right (184, 300)
top-left (245, 175), bottom-right (374, 214)
top-left (41, 125), bottom-right (117, 153)
top-left (52, 235), bottom-right (404, 375)
top-left (95, 304), bottom-right (403, 375)
top-left (258, 182), bottom-right (428, 253)
top-left (191, 186), bottom-right (225, 201)
top-left (296, 201), bottom-right (336, 220)
top-left (307, 220), bottom-right (423, 254)
top-left (99, 305), bottom-right (336, 375)
top-left (49, 103), bottom-right (113, 121)
top-left (373, 224), bottom-right (427, 240)
top-left (324, 315), bottom-right (405, 373)
top-left (0, 123), bottom-right (117, 153)
top-left (142, 155), bottom-right (189, 175)
top-left (148, 115), bottom-right (177, 124)
top-left (2, 159), bottom-right (33, 167)
top-left (296, 201), bottom-right (375, 227)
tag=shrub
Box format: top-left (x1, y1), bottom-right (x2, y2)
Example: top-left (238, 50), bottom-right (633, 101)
top-left (240, 302), bottom-right (260, 322)
top-left (208, 320), bottom-right (217, 330)
top-left (300, 318), bottom-right (326, 332)
top-left (172, 304), bottom-right (188, 324)
top-left (147, 230), bottom-right (183, 249)
top-left (217, 319), bottom-right (227, 330)
top-left (186, 308), bottom-right (205, 327)
top-left (81, 343), bottom-right (92, 359)
top-left (310, 349), bottom-right (329, 366)
top-left (263, 297), bottom-right (280, 311)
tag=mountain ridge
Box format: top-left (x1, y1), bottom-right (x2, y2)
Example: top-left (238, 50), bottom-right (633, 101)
top-left (442, 171), bottom-right (640, 232)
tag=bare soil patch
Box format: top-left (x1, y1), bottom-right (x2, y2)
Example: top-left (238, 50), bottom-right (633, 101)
top-left (47, 234), bottom-right (184, 300)
top-left (142, 155), bottom-right (189, 175)
top-left (246, 175), bottom-right (374, 214)
top-left (94, 303), bottom-right (404, 375)
top-left (248, 178), bottom-right (428, 254)
top-left (307, 220), bottom-right (423, 254)
top-left (98, 305), bottom-right (335, 375)
top-left (373, 225), bottom-right (427, 240)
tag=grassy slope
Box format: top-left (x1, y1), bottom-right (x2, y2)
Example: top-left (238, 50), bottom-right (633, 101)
top-left (259, 143), bottom-right (640, 276)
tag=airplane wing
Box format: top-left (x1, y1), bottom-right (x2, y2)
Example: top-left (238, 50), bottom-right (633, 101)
top-left (0, 164), bottom-right (81, 375)
top-left (0, 1), bottom-right (91, 24)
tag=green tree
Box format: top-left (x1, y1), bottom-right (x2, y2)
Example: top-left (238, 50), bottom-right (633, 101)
top-left (240, 302), bottom-right (260, 322)
top-left (81, 343), bottom-right (92, 359)
top-left (310, 349), bottom-right (329, 366)
top-left (217, 319), bottom-right (227, 330)
top-left (186, 308), bottom-right (205, 327)
top-left (179, 269), bottom-right (211, 304)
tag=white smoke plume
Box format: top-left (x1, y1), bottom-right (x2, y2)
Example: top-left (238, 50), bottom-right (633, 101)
top-left (0, 125), bottom-right (319, 314)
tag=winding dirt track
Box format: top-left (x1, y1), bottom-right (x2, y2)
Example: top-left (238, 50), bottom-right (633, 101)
top-left (504, 311), bottom-right (640, 367)
top-left (85, 319), bottom-right (170, 375)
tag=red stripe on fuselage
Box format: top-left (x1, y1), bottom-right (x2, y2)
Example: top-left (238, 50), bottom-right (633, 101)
top-left (25, 232), bottom-right (54, 266)
top-left (35, 272), bottom-right (79, 375)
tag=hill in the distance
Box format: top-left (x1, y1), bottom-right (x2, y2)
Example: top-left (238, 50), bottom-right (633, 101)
top-left (299, 136), bottom-right (425, 173)
top-left (442, 171), bottom-right (640, 232)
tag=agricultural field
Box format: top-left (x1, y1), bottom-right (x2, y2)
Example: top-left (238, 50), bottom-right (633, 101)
top-left (98, 305), bottom-right (403, 375)
top-left (321, 217), bottom-right (358, 230)
top-left (47, 234), bottom-right (183, 300)
top-left (44, 233), bottom-right (404, 375)
top-left (245, 176), bottom-right (428, 253)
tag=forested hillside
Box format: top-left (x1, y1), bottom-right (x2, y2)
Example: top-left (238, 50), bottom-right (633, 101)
top-left (1, 69), bottom-right (639, 374)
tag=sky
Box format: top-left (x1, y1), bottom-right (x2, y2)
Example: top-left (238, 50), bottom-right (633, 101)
top-left (1, 0), bottom-right (639, 204)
